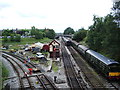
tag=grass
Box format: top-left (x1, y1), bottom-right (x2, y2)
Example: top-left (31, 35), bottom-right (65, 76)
top-left (0, 61), bottom-right (9, 89)
top-left (1, 37), bottom-right (52, 50)
top-left (52, 62), bottom-right (59, 72)
top-left (45, 60), bottom-right (51, 67)
top-left (0, 62), bottom-right (2, 90)
top-left (2, 63), bottom-right (9, 80)
top-left (0, 39), bottom-right (2, 47)
top-left (32, 60), bottom-right (39, 64)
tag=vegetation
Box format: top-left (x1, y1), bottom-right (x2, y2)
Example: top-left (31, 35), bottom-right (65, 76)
top-left (2, 26), bottom-right (55, 50)
top-left (2, 37), bottom-right (52, 50)
top-left (0, 61), bottom-right (9, 89)
top-left (71, 1), bottom-right (120, 62)
top-left (0, 62), bottom-right (2, 90)
top-left (86, 1), bottom-right (120, 62)
top-left (63, 27), bottom-right (75, 35)
top-left (45, 29), bottom-right (56, 39)
top-left (2, 26), bottom-right (56, 43)
top-left (52, 62), bottom-right (59, 72)
top-left (73, 28), bottom-right (87, 42)
top-left (2, 63), bottom-right (9, 81)
top-left (31, 26), bottom-right (56, 39)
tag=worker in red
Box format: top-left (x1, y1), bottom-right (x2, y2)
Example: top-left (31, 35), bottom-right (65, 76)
top-left (28, 68), bottom-right (33, 75)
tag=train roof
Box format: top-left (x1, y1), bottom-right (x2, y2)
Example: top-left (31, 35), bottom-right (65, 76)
top-left (71, 40), bottom-right (80, 46)
top-left (78, 45), bottom-right (89, 51)
top-left (63, 37), bottom-right (70, 42)
top-left (86, 50), bottom-right (119, 65)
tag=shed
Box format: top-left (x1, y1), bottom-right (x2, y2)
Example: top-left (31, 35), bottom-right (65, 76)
top-left (42, 45), bottom-right (49, 52)
top-left (29, 42), bottom-right (44, 49)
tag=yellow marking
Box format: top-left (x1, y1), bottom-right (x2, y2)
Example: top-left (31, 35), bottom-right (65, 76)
top-left (109, 72), bottom-right (120, 76)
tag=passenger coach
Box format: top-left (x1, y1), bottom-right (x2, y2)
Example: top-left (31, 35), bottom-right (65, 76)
top-left (77, 45), bottom-right (89, 57)
top-left (86, 50), bottom-right (120, 79)
top-left (63, 37), bottom-right (120, 80)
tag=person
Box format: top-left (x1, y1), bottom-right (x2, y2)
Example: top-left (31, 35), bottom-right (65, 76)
top-left (28, 68), bottom-right (32, 75)
top-left (24, 60), bottom-right (27, 65)
top-left (28, 57), bottom-right (30, 62)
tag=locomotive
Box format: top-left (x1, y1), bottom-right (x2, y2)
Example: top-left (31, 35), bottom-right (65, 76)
top-left (63, 37), bottom-right (120, 80)
top-left (62, 37), bottom-right (72, 46)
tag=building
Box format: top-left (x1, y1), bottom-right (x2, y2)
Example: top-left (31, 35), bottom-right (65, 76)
top-left (42, 45), bottom-right (49, 52)
top-left (49, 40), bottom-right (60, 58)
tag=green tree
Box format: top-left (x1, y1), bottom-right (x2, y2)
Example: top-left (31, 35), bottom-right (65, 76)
top-left (10, 34), bottom-right (15, 41)
top-left (31, 26), bottom-right (36, 36)
top-left (3, 36), bottom-right (8, 42)
top-left (15, 34), bottom-right (21, 42)
top-left (45, 29), bottom-right (56, 39)
top-left (112, 1), bottom-right (120, 27)
top-left (35, 31), bottom-right (43, 39)
top-left (103, 14), bottom-right (120, 61)
top-left (63, 27), bottom-right (75, 35)
top-left (3, 29), bottom-right (15, 36)
top-left (86, 16), bottom-right (104, 51)
top-left (73, 30), bottom-right (87, 42)
top-left (86, 14), bottom-right (120, 61)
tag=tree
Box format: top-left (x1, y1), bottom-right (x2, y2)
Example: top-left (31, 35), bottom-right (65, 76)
top-left (63, 27), bottom-right (75, 35)
top-left (31, 26), bottom-right (36, 30)
top-left (10, 34), bottom-right (15, 41)
top-left (15, 34), bottom-right (21, 42)
top-left (45, 29), bottom-right (56, 39)
top-left (86, 13), bottom-right (120, 61)
top-left (103, 14), bottom-right (120, 61)
top-left (35, 31), bottom-right (43, 39)
top-left (31, 26), bottom-right (36, 36)
top-left (86, 15), bottom-right (104, 51)
top-left (3, 36), bottom-right (8, 42)
top-left (73, 30), bottom-right (87, 42)
top-left (2, 29), bottom-right (14, 36)
top-left (112, 1), bottom-right (120, 27)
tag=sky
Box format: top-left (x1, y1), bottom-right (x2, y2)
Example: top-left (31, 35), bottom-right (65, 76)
top-left (0, 0), bottom-right (115, 33)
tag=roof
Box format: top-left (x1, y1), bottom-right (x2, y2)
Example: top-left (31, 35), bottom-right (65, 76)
top-left (29, 42), bottom-right (44, 49)
top-left (63, 37), bottom-right (72, 43)
top-left (71, 40), bottom-right (80, 46)
top-left (86, 50), bottom-right (119, 65)
top-left (49, 39), bottom-right (60, 46)
top-left (78, 45), bottom-right (89, 51)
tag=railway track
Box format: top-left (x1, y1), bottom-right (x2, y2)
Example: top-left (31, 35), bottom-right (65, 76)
top-left (61, 40), bottom-right (87, 89)
top-left (68, 46), bottom-right (120, 89)
top-left (2, 53), bottom-right (35, 89)
top-left (2, 51), bottom-right (41, 73)
top-left (2, 52), bottom-right (58, 89)
top-left (35, 74), bottom-right (58, 89)
top-left (21, 74), bottom-right (58, 89)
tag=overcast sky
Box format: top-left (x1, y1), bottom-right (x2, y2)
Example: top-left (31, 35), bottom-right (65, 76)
top-left (0, 0), bottom-right (114, 33)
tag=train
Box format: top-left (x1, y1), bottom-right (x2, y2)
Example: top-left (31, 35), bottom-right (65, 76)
top-left (62, 36), bottom-right (120, 80)
top-left (62, 37), bottom-right (72, 46)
